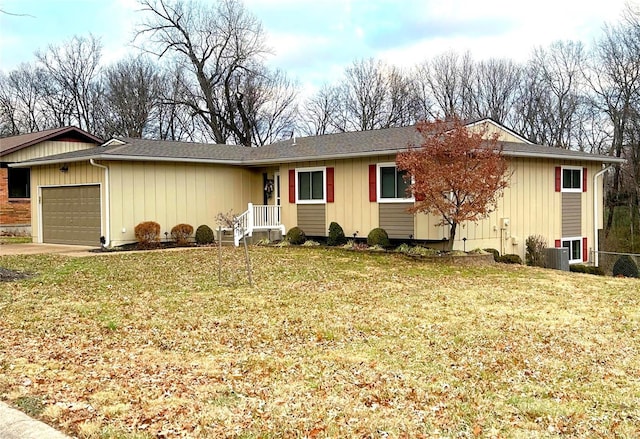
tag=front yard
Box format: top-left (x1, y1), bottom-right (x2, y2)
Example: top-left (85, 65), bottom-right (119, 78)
top-left (0, 247), bottom-right (638, 438)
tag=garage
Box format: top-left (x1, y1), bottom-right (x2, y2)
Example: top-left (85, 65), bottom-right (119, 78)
top-left (41, 185), bottom-right (101, 246)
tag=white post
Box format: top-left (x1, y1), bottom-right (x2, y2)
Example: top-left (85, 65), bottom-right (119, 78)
top-left (247, 202), bottom-right (254, 237)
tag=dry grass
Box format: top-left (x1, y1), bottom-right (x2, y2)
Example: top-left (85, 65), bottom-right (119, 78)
top-left (0, 246), bottom-right (639, 438)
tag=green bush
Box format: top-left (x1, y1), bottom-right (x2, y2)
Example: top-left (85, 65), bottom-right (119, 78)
top-left (525, 235), bottom-right (547, 267)
top-left (195, 224), bottom-right (215, 245)
top-left (286, 226), bottom-right (306, 245)
top-left (612, 255), bottom-right (639, 278)
top-left (367, 228), bottom-right (390, 247)
top-left (327, 222), bottom-right (347, 246)
top-left (134, 221), bottom-right (161, 247)
top-left (484, 248), bottom-right (500, 262)
top-left (171, 223), bottom-right (193, 246)
top-left (570, 264), bottom-right (605, 276)
top-left (497, 254), bottom-right (522, 264)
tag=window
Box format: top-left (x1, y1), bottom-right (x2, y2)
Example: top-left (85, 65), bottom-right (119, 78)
top-left (8, 167), bottom-right (30, 198)
top-left (562, 238), bottom-right (582, 263)
top-left (296, 167), bottom-right (325, 203)
top-left (378, 164), bottom-right (412, 202)
top-left (562, 167), bottom-right (582, 192)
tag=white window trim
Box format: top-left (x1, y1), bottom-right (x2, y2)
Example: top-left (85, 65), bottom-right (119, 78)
top-left (295, 166), bottom-right (326, 204)
top-left (561, 166), bottom-right (582, 193)
top-left (561, 236), bottom-right (583, 264)
top-left (377, 162), bottom-right (415, 203)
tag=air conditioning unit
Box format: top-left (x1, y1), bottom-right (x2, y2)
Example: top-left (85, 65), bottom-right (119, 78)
top-left (545, 247), bottom-right (569, 271)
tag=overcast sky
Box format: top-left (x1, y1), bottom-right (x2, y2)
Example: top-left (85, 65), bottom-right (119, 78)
top-left (0, 0), bottom-right (634, 94)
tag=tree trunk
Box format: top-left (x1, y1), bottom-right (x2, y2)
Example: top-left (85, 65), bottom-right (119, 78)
top-left (447, 222), bottom-right (457, 251)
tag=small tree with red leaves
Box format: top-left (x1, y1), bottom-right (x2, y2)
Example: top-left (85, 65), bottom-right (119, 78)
top-left (396, 118), bottom-right (509, 251)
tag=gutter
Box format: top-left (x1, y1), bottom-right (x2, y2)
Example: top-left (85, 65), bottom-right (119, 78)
top-left (89, 159), bottom-right (111, 248)
top-left (593, 165), bottom-right (614, 267)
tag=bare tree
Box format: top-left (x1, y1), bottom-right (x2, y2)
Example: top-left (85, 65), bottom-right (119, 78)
top-left (35, 34), bottom-right (103, 132)
top-left (244, 67), bottom-right (298, 146)
top-left (587, 9), bottom-right (640, 235)
top-left (301, 84), bottom-right (342, 136)
top-left (472, 58), bottom-right (522, 124)
top-left (102, 56), bottom-right (162, 137)
top-left (532, 41), bottom-right (587, 148)
top-left (135, 0), bottom-right (296, 146)
top-left (419, 51), bottom-right (475, 119)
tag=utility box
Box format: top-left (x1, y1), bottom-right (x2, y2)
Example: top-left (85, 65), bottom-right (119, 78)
top-left (545, 247), bottom-right (569, 271)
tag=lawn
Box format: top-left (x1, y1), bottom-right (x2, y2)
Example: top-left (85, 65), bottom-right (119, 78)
top-left (0, 246), bottom-right (638, 438)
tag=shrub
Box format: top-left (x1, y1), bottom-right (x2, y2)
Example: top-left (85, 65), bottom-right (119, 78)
top-left (286, 226), bottom-right (306, 245)
top-left (171, 223), bottom-right (193, 246)
top-left (484, 248), bottom-right (500, 262)
top-left (327, 222), bottom-right (347, 246)
top-left (497, 254), bottom-right (522, 264)
top-left (195, 224), bottom-right (215, 245)
top-left (525, 234), bottom-right (547, 267)
top-left (570, 264), bottom-right (605, 276)
top-left (134, 221), bottom-right (161, 247)
top-left (367, 228), bottom-right (390, 247)
top-left (612, 255), bottom-right (639, 278)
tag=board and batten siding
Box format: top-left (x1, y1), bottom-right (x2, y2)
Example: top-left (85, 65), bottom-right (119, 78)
top-left (562, 192), bottom-right (582, 237)
top-left (379, 203), bottom-right (414, 239)
top-left (30, 162), bottom-right (106, 243)
top-left (296, 204), bottom-right (326, 236)
top-left (281, 157), bottom-right (383, 238)
top-left (439, 158), bottom-right (602, 260)
top-left (109, 161), bottom-right (262, 246)
top-left (2, 140), bottom-right (96, 162)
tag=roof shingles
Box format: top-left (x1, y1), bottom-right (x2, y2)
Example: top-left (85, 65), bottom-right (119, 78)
top-left (11, 124), bottom-right (623, 167)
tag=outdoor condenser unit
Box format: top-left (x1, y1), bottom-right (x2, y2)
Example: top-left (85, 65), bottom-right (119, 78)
top-left (545, 247), bottom-right (569, 271)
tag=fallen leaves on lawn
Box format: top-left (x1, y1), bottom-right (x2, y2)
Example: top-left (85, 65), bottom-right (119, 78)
top-left (0, 247), bottom-right (639, 438)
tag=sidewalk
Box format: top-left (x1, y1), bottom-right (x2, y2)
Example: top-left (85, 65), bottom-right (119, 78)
top-left (0, 243), bottom-right (98, 257)
top-left (0, 402), bottom-right (71, 439)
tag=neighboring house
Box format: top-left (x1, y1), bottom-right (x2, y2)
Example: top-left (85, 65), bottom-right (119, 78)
top-left (0, 127), bottom-right (102, 235)
top-left (10, 119), bottom-right (624, 264)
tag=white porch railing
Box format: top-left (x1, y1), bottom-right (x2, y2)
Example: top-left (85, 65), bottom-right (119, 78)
top-left (233, 203), bottom-right (285, 246)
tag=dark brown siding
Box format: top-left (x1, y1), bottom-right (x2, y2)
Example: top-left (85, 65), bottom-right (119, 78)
top-left (562, 192), bottom-right (581, 237)
top-left (297, 204), bottom-right (326, 236)
top-left (379, 203), bottom-right (414, 239)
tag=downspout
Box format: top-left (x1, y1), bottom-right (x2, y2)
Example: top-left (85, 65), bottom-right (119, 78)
top-left (593, 165), bottom-right (613, 267)
top-left (89, 159), bottom-right (110, 248)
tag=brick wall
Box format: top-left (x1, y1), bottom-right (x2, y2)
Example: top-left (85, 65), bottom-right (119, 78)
top-left (0, 167), bottom-right (31, 226)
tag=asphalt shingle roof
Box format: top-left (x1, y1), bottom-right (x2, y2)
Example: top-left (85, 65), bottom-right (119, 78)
top-left (11, 123), bottom-right (624, 167)
top-left (0, 126), bottom-right (102, 157)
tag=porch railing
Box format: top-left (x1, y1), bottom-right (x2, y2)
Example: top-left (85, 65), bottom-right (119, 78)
top-left (233, 203), bottom-right (285, 246)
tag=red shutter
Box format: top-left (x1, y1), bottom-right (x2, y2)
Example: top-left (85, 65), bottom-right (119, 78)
top-left (583, 167), bottom-right (587, 192)
top-left (326, 167), bottom-right (334, 203)
top-left (555, 239), bottom-right (561, 248)
top-left (555, 167), bottom-right (561, 192)
top-left (288, 169), bottom-right (295, 204)
top-left (583, 237), bottom-right (588, 261)
top-left (368, 164), bottom-right (377, 202)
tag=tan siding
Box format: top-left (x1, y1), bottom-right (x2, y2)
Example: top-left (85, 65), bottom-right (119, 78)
top-left (3, 140), bottom-right (96, 162)
top-left (297, 204), bottom-right (326, 236)
top-left (468, 121), bottom-right (527, 143)
top-left (108, 161), bottom-right (259, 246)
top-left (379, 203), bottom-right (414, 239)
top-left (562, 192), bottom-right (582, 236)
top-left (422, 157), bottom-right (564, 257)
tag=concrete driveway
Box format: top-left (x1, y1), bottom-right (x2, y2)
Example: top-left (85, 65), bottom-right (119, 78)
top-left (0, 243), bottom-right (99, 257)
